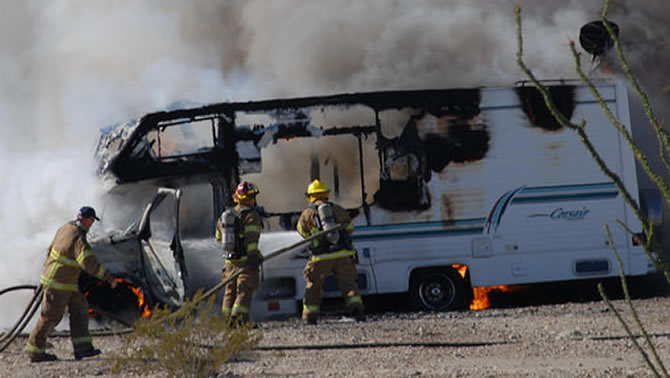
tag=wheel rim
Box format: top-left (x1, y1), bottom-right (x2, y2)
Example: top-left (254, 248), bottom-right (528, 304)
top-left (418, 273), bottom-right (456, 311)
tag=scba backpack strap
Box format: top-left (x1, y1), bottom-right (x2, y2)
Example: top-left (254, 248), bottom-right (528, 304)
top-left (306, 204), bottom-right (326, 255)
top-left (310, 202), bottom-right (350, 255)
top-left (220, 207), bottom-right (249, 260)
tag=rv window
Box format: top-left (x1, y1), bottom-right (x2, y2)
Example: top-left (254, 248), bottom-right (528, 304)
top-left (375, 113), bottom-right (430, 211)
top-left (128, 132), bottom-right (157, 161)
top-left (373, 108), bottom-right (488, 211)
top-left (153, 119), bottom-right (216, 159)
top-left (242, 134), bottom-right (370, 230)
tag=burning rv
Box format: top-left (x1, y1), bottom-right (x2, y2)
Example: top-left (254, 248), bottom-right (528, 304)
top-left (94, 79), bottom-right (660, 320)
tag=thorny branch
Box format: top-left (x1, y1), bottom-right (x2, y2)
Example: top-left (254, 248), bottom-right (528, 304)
top-left (603, 224), bottom-right (667, 376)
top-left (600, 1), bottom-right (670, 175)
top-left (515, 2), bottom-right (669, 376)
top-left (569, 40), bottom-right (668, 274)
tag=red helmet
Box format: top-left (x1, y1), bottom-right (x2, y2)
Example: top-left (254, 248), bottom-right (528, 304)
top-left (233, 181), bottom-right (259, 202)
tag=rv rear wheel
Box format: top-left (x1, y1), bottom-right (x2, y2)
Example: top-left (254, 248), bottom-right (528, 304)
top-left (410, 268), bottom-right (467, 312)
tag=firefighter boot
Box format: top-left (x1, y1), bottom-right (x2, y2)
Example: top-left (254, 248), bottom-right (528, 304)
top-left (29, 353), bottom-right (58, 363)
top-left (352, 308), bottom-right (366, 322)
top-left (231, 314), bottom-right (258, 329)
top-left (74, 347), bottom-right (102, 360)
top-left (303, 313), bottom-right (318, 325)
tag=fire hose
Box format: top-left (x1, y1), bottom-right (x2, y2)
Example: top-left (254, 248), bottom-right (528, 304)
top-left (0, 284), bottom-right (43, 353)
top-left (0, 226), bottom-right (342, 351)
top-left (164, 225), bottom-right (344, 323)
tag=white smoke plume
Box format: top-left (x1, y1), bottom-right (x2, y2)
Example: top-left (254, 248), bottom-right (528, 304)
top-left (0, 0), bottom-right (667, 328)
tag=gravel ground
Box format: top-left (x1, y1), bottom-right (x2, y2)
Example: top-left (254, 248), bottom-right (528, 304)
top-left (1, 283), bottom-right (669, 377)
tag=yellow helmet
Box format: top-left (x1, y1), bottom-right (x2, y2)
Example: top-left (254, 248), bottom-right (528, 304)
top-left (305, 179), bottom-right (329, 196)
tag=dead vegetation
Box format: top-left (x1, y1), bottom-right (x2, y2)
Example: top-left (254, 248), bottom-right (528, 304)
top-left (107, 292), bottom-right (262, 378)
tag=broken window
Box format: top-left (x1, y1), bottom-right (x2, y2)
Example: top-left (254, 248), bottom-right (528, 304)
top-left (151, 118), bottom-right (217, 160)
top-left (242, 134), bottom-right (367, 231)
top-left (372, 91), bottom-right (488, 212)
top-left (375, 110), bottom-right (431, 211)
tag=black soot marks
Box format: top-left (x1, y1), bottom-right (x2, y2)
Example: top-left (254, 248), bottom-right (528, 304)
top-left (374, 121), bottom-right (431, 212)
top-left (374, 89), bottom-right (488, 212)
top-left (424, 124), bottom-right (490, 172)
top-left (516, 85), bottom-right (576, 131)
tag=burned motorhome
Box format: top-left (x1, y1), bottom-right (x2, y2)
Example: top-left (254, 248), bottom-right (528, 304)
top-left (96, 88), bottom-right (491, 218)
top-left (95, 80), bottom-right (658, 320)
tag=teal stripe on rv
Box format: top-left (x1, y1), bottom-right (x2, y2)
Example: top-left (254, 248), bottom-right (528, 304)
top-left (486, 182), bottom-right (618, 234)
top-left (352, 218), bottom-right (485, 241)
top-left (358, 218), bottom-right (485, 232)
top-left (512, 182), bottom-right (618, 204)
top-left (516, 182), bottom-right (616, 194)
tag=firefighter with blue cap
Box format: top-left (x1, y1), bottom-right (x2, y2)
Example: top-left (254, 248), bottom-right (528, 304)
top-left (26, 206), bottom-right (117, 362)
top-left (216, 181), bottom-right (263, 323)
top-left (297, 179), bottom-right (364, 325)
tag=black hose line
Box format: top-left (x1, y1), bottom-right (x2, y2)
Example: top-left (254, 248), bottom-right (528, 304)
top-left (0, 284), bottom-right (38, 297)
top-left (253, 340), bottom-right (514, 351)
top-left (0, 284), bottom-right (42, 343)
top-left (0, 284), bottom-right (43, 353)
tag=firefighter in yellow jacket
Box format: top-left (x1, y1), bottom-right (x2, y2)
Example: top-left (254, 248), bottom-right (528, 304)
top-left (215, 181), bottom-right (263, 323)
top-left (297, 179), bottom-right (364, 325)
top-left (25, 206), bottom-right (117, 363)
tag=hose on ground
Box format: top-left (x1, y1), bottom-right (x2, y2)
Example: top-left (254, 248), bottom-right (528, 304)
top-left (0, 284), bottom-right (43, 353)
top-left (0, 284), bottom-right (41, 343)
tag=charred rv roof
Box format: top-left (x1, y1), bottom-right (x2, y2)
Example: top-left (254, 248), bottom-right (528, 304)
top-left (95, 88), bottom-right (484, 185)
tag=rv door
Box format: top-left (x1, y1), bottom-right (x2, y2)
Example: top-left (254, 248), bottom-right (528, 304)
top-left (136, 188), bottom-right (186, 308)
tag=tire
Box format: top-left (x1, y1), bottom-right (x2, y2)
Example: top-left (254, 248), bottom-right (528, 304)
top-left (410, 268), bottom-right (468, 311)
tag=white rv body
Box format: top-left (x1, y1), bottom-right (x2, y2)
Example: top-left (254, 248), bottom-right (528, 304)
top-left (250, 80), bottom-right (654, 320)
top-left (94, 78), bottom-right (655, 320)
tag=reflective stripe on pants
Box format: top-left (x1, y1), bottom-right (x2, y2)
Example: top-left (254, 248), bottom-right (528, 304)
top-left (302, 256), bottom-right (363, 321)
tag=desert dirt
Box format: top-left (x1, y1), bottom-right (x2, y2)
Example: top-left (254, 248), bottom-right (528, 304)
top-left (1, 276), bottom-right (669, 378)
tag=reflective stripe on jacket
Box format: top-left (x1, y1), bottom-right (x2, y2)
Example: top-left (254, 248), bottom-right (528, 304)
top-left (40, 221), bottom-right (111, 291)
top-left (216, 205), bottom-right (262, 262)
top-left (297, 200), bottom-right (354, 259)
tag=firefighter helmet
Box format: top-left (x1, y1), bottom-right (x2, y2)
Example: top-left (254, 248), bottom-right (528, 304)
top-left (306, 179), bottom-right (329, 196)
top-left (233, 181), bottom-right (259, 202)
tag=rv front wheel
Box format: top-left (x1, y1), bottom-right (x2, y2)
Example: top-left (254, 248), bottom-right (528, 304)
top-left (410, 268), bottom-right (467, 312)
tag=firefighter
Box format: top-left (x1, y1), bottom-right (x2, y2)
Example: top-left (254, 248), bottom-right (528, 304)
top-left (297, 179), bottom-right (364, 325)
top-left (25, 206), bottom-right (117, 363)
top-left (215, 181), bottom-right (263, 323)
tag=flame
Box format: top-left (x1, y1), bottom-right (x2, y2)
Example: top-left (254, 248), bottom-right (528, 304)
top-left (453, 264), bottom-right (468, 279)
top-left (85, 278), bottom-right (152, 319)
top-left (451, 264), bottom-right (523, 311)
top-left (471, 285), bottom-right (512, 310)
top-left (124, 279), bottom-right (152, 319)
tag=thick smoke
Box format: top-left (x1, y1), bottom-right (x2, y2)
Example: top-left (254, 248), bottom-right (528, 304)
top-left (0, 0), bottom-right (667, 328)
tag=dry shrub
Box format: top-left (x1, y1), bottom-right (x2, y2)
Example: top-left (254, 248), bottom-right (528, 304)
top-left (107, 291), bottom-right (262, 378)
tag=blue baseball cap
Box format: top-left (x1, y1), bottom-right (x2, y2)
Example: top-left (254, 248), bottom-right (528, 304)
top-left (78, 206), bottom-right (100, 221)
